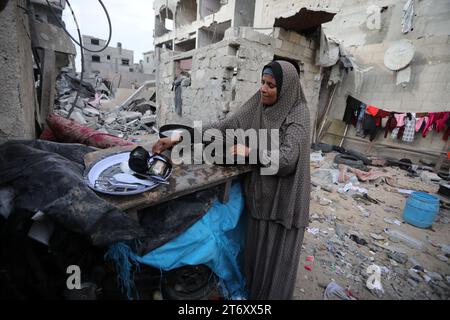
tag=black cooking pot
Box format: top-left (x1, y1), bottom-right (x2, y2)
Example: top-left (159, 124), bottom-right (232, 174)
top-left (158, 124), bottom-right (243, 166)
top-left (159, 124), bottom-right (195, 142)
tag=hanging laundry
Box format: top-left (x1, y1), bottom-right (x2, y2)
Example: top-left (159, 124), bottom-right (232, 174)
top-left (415, 116), bottom-right (428, 132)
top-left (397, 126), bottom-right (406, 140)
top-left (363, 113), bottom-right (378, 141)
top-left (394, 113), bottom-right (406, 127)
top-left (423, 113), bottom-right (439, 137)
top-left (391, 127), bottom-right (400, 140)
top-left (402, 113), bottom-right (416, 143)
top-left (375, 109), bottom-right (390, 127)
top-left (356, 103), bottom-right (367, 137)
top-left (435, 112), bottom-right (450, 133)
top-left (366, 105), bottom-right (379, 117)
top-left (384, 112), bottom-right (398, 138)
top-left (343, 95), bottom-right (362, 126)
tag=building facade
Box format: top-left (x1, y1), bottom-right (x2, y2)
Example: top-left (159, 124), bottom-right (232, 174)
top-left (153, 0), bottom-right (338, 136)
top-left (82, 36), bottom-right (135, 76)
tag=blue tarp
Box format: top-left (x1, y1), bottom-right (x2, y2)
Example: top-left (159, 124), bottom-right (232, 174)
top-left (137, 182), bottom-right (248, 299)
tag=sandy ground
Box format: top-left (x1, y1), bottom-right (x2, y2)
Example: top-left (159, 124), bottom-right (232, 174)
top-left (292, 152), bottom-right (450, 300)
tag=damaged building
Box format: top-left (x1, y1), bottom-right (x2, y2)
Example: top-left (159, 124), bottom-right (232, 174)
top-left (83, 36), bottom-right (155, 89)
top-left (153, 0), bottom-right (341, 134)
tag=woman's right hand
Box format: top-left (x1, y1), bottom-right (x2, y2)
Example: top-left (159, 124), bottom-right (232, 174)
top-left (152, 137), bottom-right (175, 154)
top-left (152, 133), bottom-right (182, 154)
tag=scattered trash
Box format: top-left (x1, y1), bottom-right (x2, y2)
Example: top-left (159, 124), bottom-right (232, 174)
top-left (370, 233), bottom-right (385, 241)
top-left (310, 151), bottom-right (325, 162)
top-left (425, 271), bottom-right (443, 282)
top-left (356, 205), bottom-right (371, 217)
top-left (338, 182), bottom-right (368, 194)
top-left (387, 252), bottom-right (408, 264)
top-left (353, 193), bottom-right (379, 205)
top-left (420, 171), bottom-right (442, 185)
top-left (311, 169), bottom-right (339, 185)
top-left (350, 234), bottom-right (368, 246)
top-left (304, 265), bottom-right (313, 271)
top-left (366, 265), bottom-right (384, 297)
top-left (441, 244), bottom-right (450, 255)
top-left (384, 228), bottom-right (424, 250)
top-left (323, 281), bottom-right (356, 300)
top-left (436, 254), bottom-right (448, 262)
top-left (307, 227), bottom-right (320, 235)
top-left (334, 224), bottom-right (349, 240)
top-left (408, 268), bottom-right (423, 282)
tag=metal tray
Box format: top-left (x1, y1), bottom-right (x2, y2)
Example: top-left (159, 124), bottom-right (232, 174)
top-left (84, 151), bottom-right (172, 196)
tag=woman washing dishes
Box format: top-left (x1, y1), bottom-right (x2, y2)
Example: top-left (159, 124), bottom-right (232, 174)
top-left (152, 60), bottom-right (310, 300)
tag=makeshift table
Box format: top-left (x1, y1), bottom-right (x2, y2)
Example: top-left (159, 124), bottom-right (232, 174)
top-left (84, 143), bottom-right (252, 219)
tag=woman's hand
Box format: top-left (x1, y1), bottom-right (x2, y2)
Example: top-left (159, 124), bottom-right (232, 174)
top-left (152, 134), bottom-right (181, 154)
top-left (230, 144), bottom-right (250, 157)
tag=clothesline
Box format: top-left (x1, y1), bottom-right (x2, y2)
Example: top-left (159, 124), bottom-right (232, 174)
top-left (343, 95), bottom-right (450, 143)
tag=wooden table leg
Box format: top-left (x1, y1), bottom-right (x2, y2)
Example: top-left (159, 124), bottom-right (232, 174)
top-left (218, 180), bottom-right (232, 203)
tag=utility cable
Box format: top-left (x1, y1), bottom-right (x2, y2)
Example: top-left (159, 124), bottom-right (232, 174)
top-left (45, 0), bottom-right (112, 53)
top-left (45, 0), bottom-right (113, 118)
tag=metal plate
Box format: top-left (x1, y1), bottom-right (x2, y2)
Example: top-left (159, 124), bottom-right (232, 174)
top-left (84, 151), bottom-right (172, 196)
top-left (384, 40), bottom-right (415, 71)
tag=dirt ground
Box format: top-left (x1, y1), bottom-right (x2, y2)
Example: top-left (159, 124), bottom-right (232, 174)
top-left (292, 152), bottom-right (450, 300)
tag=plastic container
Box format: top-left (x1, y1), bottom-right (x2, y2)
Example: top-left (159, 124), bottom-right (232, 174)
top-left (384, 228), bottom-right (424, 250)
top-left (402, 192), bottom-right (440, 229)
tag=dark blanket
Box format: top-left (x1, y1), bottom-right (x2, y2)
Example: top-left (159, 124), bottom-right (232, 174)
top-left (0, 140), bottom-right (215, 254)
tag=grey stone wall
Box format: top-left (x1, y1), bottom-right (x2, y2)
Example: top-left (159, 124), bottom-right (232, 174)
top-left (321, 0), bottom-right (450, 159)
top-left (0, 0), bottom-right (37, 142)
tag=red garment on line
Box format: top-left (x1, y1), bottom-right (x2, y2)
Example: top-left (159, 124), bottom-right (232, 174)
top-left (436, 112), bottom-right (450, 132)
top-left (366, 105), bottom-right (379, 117)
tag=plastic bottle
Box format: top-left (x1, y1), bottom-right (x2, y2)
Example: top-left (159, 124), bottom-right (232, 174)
top-left (384, 228), bottom-right (424, 250)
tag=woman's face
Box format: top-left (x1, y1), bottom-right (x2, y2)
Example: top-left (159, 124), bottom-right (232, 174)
top-left (260, 74), bottom-right (277, 105)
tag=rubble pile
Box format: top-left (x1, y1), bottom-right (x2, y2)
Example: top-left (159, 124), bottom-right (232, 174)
top-left (53, 70), bottom-right (158, 142)
top-left (296, 148), bottom-right (450, 300)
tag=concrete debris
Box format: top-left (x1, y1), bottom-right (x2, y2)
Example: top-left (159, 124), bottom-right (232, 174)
top-left (53, 70), bottom-right (158, 141)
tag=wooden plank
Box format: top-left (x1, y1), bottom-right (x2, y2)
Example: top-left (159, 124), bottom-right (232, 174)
top-left (218, 179), bottom-right (233, 203)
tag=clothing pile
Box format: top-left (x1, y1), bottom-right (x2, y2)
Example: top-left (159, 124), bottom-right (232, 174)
top-left (343, 95), bottom-right (450, 142)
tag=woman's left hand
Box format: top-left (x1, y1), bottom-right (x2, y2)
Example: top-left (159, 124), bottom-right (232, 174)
top-left (230, 144), bottom-right (250, 157)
